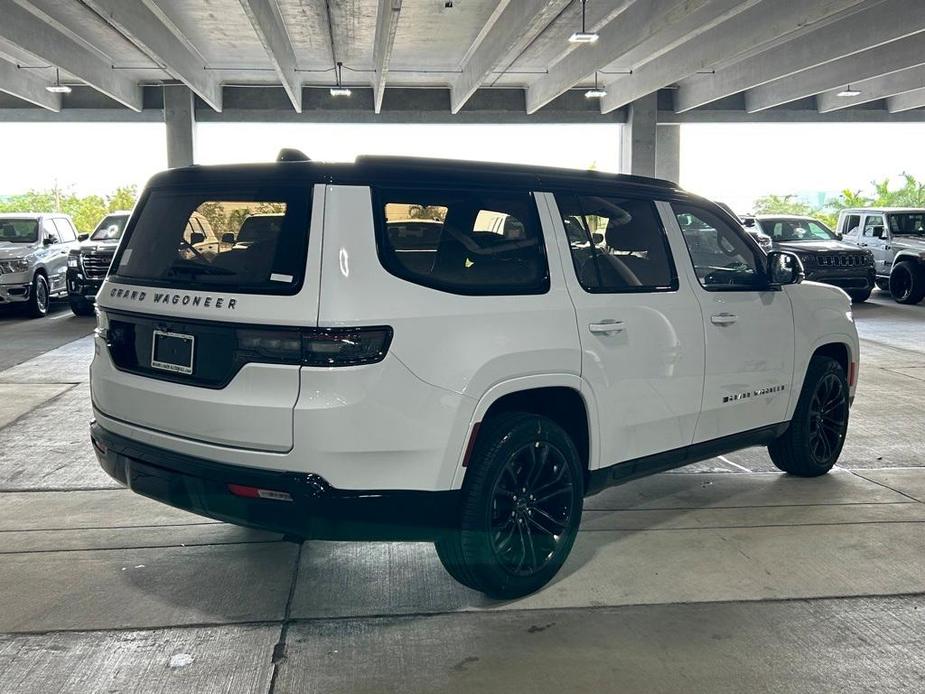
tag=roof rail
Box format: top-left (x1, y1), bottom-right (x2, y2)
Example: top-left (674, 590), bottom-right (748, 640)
top-left (277, 148), bottom-right (311, 162)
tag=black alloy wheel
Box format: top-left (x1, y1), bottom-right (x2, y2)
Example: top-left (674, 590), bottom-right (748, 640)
top-left (890, 261), bottom-right (925, 304)
top-left (488, 440), bottom-right (577, 577)
top-left (435, 412), bottom-right (584, 598)
top-left (768, 355), bottom-right (849, 477)
top-left (807, 372), bottom-right (848, 467)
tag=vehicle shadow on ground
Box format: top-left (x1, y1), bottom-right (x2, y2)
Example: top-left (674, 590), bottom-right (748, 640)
top-left (106, 469), bottom-right (881, 623)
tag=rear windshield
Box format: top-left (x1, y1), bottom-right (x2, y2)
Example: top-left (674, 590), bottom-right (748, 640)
top-left (0, 219), bottom-right (39, 244)
top-left (91, 214), bottom-right (129, 241)
top-left (110, 186), bottom-right (310, 294)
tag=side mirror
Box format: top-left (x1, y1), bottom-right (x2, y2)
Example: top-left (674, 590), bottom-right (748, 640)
top-left (871, 225), bottom-right (886, 239)
top-left (43, 234), bottom-right (59, 246)
top-left (189, 231), bottom-right (205, 245)
top-left (77, 233), bottom-right (89, 242)
top-left (767, 250), bottom-right (804, 286)
top-left (221, 232), bottom-right (236, 244)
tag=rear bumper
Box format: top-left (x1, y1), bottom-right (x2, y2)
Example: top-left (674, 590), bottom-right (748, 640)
top-left (91, 421), bottom-right (460, 541)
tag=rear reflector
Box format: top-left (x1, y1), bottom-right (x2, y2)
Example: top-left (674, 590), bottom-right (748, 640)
top-left (227, 483), bottom-right (293, 502)
top-left (848, 361), bottom-right (857, 387)
top-left (461, 421), bottom-right (481, 468)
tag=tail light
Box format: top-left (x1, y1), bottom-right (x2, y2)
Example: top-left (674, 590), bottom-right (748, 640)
top-left (235, 326), bottom-right (392, 367)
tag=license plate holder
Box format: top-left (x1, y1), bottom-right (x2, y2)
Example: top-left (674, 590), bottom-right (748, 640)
top-left (151, 330), bottom-right (195, 375)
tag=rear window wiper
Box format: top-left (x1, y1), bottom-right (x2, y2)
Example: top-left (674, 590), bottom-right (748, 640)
top-left (167, 261), bottom-right (236, 277)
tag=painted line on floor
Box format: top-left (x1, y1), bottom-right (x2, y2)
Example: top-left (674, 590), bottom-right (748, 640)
top-left (718, 455), bottom-right (752, 472)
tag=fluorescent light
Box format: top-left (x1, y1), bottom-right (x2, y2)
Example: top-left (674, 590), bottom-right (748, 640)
top-left (837, 87), bottom-right (861, 97)
top-left (568, 31), bottom-right (598, 43)
top-left (329, 87), bottom-right (352, 97)
top-left (584, 88), bottom-right (607, 99)
top-left (45, 85), bottom-right (72, 94)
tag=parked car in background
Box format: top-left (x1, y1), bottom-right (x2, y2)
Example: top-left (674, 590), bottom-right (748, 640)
top-left (90, 154), bottom-right (859, 598)
top-left (752, 215), bottom-right (875, 303)
top-left (0, 212), bottom-right (81, 317)
top-left (737, 215), bottom-right (774, 253)
top-left (67, 211), bottom-right (132, 316)
top-left (837, 208), bottom-right (925, 304)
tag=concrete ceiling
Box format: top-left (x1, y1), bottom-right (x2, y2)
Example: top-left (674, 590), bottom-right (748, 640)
top-left (0, 0), bottom-right (924, 118)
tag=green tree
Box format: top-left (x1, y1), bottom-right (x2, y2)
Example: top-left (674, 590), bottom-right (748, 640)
top-left (753, 194), bottom-right (817, 217)
top-left (107, 185), bottom-right (138, 212)
top-left (61, 194), bottom-right (106, 233)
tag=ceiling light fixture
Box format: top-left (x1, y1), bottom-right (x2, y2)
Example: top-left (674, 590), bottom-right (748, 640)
top-left (330, 62), bottom-right (351, 97)
top-left (837, 85), bottom-right (861, 97)
top-left (569, 0), bottom-right (598, 43)
top-left (584, 72), bottom-right (606, 98)
top-left (45, 68), bottom-right (72, 94)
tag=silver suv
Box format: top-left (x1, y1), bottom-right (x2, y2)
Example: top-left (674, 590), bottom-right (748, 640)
top-left (0, 213), bottom-right (82, 317)
top-left (838, 208), bottom-right (925, 304)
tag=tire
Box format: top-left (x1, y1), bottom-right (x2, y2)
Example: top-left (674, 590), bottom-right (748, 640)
top-left (846, 288), bottom-right (871, 303)
top-left (875, 278), bottom-right (890, 291)
top-left (69, 297), bottom-right (95, 317)
top-left (434, 412), bottom-right (584, 598)
top-left (889, 261), bottom-right (925, 304)
top-left (768, 356), bottom-right (849, 477)
top-left (26, 273), bottom-right (50, 318)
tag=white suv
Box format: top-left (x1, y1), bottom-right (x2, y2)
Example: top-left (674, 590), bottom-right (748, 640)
top-left (90, 154), bottom-right (859, 598)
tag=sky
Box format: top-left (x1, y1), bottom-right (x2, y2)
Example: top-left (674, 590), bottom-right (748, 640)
top-left (1, 121), bottom-right (924, 213)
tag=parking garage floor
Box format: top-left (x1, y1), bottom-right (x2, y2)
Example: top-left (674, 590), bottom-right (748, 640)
top-left (0, 293), bottom-right (924, 693)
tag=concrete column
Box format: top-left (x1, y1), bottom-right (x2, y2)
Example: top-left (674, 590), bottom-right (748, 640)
top-left (620, 92), bottom-right (657, 178)
top-left (164, 85), bottom-right (196, 168)
top-left (656, 124), bottom-right (681, 183)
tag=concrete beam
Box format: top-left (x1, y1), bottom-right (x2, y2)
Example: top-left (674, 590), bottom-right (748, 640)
top-left (450, 0), bottom-right (567, 115)
top-left (83, 0), bottom-right (222, 112)
top-left (527, 0), bottom-right (757, 115)
top-left (239, 0), bottom-right (301, 113)
top-left (599, 0), bottom-right (869, 114)
top-left (675, 0), bottom-right (925, 113)
top-left (887, 87), bottom-right (925, 113)
top-left (745, 33), bottom-right (925, 112)
top-left (621, 93), bottom-right (657, 177)
top-left (656, 124), bottom-right (680, 183)
top-left (0, 58), bottom-right (61, 111)
top-left (164, 85), bottom-right (195, 168)
top-left (817, 65), bottom-right (925, 112)
top-left (372, 0), bottom-right (402, 115)
top-left (0, 0), bottom-right (141, 111)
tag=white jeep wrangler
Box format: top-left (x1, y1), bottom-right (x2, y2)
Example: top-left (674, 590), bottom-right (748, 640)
top-left (837, 208), bottom-right (925, 304)
top-left (90, 153), bottom-right (859, 598)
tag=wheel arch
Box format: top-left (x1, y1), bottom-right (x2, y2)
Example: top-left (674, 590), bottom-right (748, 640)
top-left (787, 336), bottom-right (857, 420)
top-left (891, 252), bottom-right (924, 270)
top-left (450, 375), bottom-right (595, 489)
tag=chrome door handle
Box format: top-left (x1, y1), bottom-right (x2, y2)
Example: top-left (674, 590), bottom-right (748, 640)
top-left (711, 313), bottom-right (738, 326)
top-left (589, 320), bottom-right (625, 335)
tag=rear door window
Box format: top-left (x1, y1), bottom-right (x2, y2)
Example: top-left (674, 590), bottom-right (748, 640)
top-left (376, 189), bottom-right (548, 295)
top-left (111, 186), bottom-right (310, 294)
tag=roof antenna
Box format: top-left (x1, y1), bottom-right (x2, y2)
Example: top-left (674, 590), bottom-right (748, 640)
top-left (277, 148), bottom-right (311, 162)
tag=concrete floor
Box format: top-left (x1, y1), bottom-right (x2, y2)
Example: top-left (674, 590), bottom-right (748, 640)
top-left (0, 291), bottom-right (923, 693)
